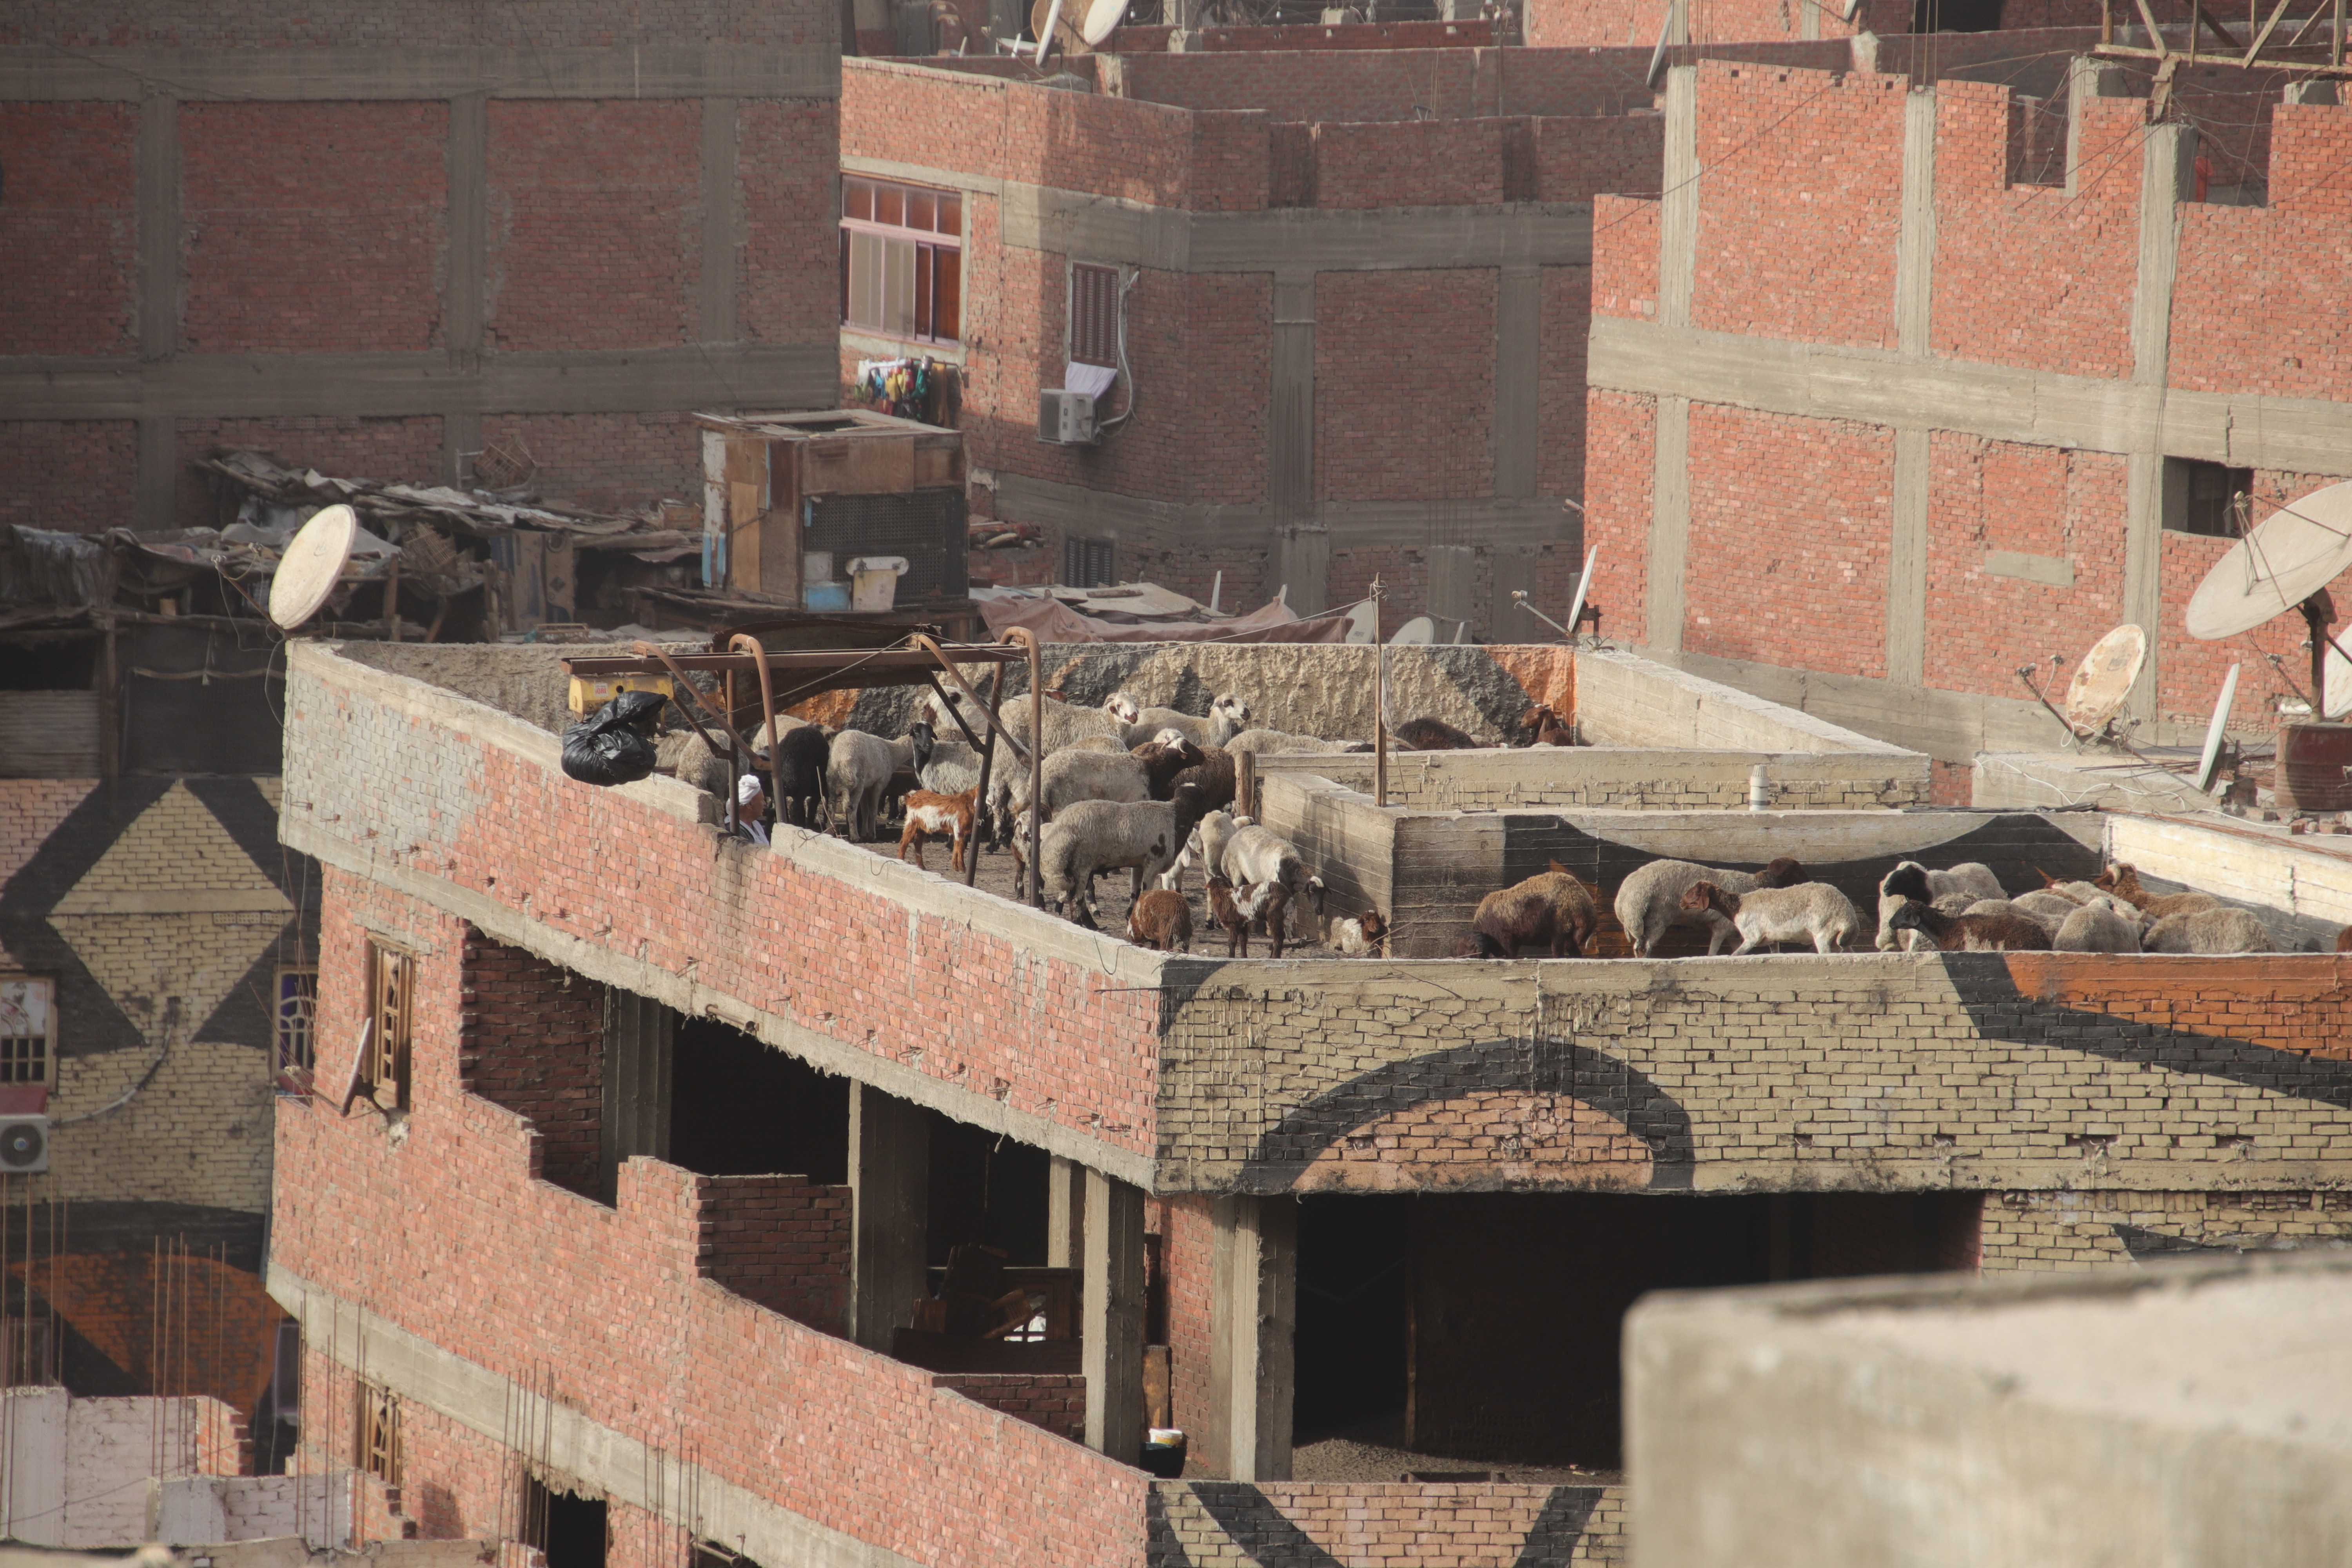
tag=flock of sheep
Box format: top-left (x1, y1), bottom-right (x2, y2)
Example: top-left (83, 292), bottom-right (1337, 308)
top-left (668, 682), bottom-right (2282, 960)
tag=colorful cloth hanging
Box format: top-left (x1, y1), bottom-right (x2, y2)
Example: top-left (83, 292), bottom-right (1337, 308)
top-left (852, 357), bottom-right (957, 425)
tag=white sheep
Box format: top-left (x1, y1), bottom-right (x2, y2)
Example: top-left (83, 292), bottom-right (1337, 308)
top-left (1877, 861), bottom-right (2005, 951)
top-left (1006, 737), bottom-right (1202, 824)
top-left (2010, 890), bottom-right (2085, 930)
top-left (924, 687), bottom-right (1127, 760)
top-left (827, 730), bottom-right (896, 842)
top-left (1115, 692), bottom-right (1251, 750)
top-left (1614, 860), bottom-right (1765, 957)
top-left (2053, 900), bottom-right (2143, 953)
top-left (1218, 818), bottom-right (1325, 939)
top-left (1038, 786), bottom-right (1214, 925)
top-left (1682, 881), bottom-right (1861, 955)
top-left (1225, 728), bottom-right (1373, 758)
top-left (1162, 808), bottom-right (1245, 896)
top-left (2145, 907), bottom-right (2273, 953)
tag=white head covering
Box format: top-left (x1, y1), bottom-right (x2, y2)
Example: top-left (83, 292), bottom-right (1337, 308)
top-left (737, 774), bottom-right (766, 806)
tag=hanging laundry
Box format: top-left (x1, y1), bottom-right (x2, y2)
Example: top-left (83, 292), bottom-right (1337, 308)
top-left (852, 357), bottom-right (958, 426)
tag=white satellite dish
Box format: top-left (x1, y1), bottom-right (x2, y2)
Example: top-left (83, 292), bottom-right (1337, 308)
top-left (1389, 615), bottom-right (1437, 646)
top-left (2195, 663), bottom-right (2241, 794)
top-left (1561, 546), bottom-right (1597, 643)
top-left (1079, 0), bottom-right (1127, 45)
top-left (268, 503), bottom-right (360, 630)
top-left (1343, 601), bottom-right (1379, 644)
top-left (2184, 480), bottom-right (2352, 640)
top-left (2061, 624), bottom-right (2147, 738)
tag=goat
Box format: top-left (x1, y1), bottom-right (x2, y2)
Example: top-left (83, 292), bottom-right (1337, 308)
top-left (1877, 861), bottom-right (2005, 951)
top-left (1127, 889), bottom-right (1194, 953)
top-left (827, 730), bottom-right (895, 841)
top-left (1884, 898), bottom-right (2049, 952)
top-left (1038, 784), bottom-right (1212, 925)
top-left (897, 787), bottom-right (977, 873)
top-left (1681, 880), bottom-right (1860, 955)
top-left (1328, 908), bottom-right (1386, 957)
top-left (1392, 717), bottom-right (1478, 751)
top-left (1518, 704), bottom-right (1576, 746)
top-left (1206, 875), bottom-right (1293, 958)
top-left (1116, 692), bottom-right (1251, 750)
top-left (1474, 863), bottom-right (1599, 958)
top-left (1219, 818), bottom-right (1326, 939)
top-left (2096, 862), bottom-right (2224, 920)
top-left (2145, 907), bottom-right (2273, 954)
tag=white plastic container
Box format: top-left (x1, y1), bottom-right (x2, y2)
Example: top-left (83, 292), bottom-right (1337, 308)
top-left (847, 555), bottom-right (909, 613)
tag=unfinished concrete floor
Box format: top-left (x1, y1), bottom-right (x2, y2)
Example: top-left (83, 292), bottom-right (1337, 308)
top-left (839, 826), bottom-right (1347, 959)
top-left (1283, 1417), bottom-right (1623, 1487)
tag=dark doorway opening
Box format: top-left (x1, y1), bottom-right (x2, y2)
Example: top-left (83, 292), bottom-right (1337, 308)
top-left (1911, 0), bottom-right (2003, 29)
top-left (1294, 1190), bottom-right (1980, 1471)
top-left (523, 1481), bottom-right (607, 1568)
top-left (926, 1112), bottom-right (1049, 1267)
top-left (668, 1018), bottom-right (848, 1182)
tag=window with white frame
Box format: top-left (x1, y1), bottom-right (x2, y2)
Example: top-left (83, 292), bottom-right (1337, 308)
top-left (0, 978), bottom-right (54, 1086)
top-left (275, 966), bottom-right (317, 1076)
top-left (840, 177), bottom-right (962, 346)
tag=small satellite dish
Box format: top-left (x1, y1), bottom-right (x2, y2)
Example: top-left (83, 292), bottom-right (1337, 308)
top-left (2195, 663), bottom-right (2241, 794)
top-left (2060, 625), bottom-right (2147, 737)
top-left (1080, 0), bottom-right (1127, 45)
top-left (1390, 615), bottom-right (1437, 646)
top-left (1561, 546), bottom-right (1598, 644)
top-left (1343, 602), bottom-right (1379, 644)
top-left (269, 503), bottom-right (360, 630)
top-left (2184, 480), bottom-right (2352, 641)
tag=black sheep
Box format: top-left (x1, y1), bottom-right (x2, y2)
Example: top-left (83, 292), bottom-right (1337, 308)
top-left (757, 725), bottom-right (833, 831)
top-left (1392, 717), bottom-right (1478, 751)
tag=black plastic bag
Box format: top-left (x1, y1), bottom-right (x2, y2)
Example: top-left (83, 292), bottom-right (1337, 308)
top-left (562, 689), bottom-right (666, 786)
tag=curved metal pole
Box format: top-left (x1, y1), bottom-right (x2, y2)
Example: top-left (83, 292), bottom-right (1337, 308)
top-left (728, 633), bottom-right (784, 837)
top-left (630, 640), bottom-right (729, 759)
top-left (1000, 626), bottom-right (1044, 907)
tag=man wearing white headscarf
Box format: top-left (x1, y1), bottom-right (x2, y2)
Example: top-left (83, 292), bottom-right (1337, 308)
top-left (735, 773), bottom-right (770, 846)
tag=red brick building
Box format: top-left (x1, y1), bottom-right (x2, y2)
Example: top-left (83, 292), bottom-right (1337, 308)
top-left (837, 42), bottom-right (1868, 633)
top-left (1581, 57), bottom-right (2352, 780)
top-left (0, 2), bottom-right (842, 531)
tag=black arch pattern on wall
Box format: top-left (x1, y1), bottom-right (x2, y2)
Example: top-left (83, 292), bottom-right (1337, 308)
top-left (1145, 1481), bottom-right (1607, 1568)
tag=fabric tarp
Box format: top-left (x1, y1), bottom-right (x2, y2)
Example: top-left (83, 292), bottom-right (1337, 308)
top-left (977, 593), bottom-right (1352, 644)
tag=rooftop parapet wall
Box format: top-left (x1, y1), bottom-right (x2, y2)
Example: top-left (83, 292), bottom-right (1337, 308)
top-left (1259, 747), bottom-right (1927, 813)
top-left (1153, 951), bottom-right (2352, 1195)
top-left (278, 642), bottom-right (1169, 1183)
top-left (273, 880), bottom-right (1147, 1568)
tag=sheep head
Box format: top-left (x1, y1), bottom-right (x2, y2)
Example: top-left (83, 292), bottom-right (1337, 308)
top-left (1756, 857), bottom-right (1809, 888)
top-left (1212, 693), bottom-right (1251, 724)
top-left (1680, 880), bottom-right (1733, 916)
top-left (1105, 691), bottom-right (1143, 725)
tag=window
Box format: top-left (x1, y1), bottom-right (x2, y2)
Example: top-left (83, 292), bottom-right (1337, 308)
top-left (0, 978), bottom-right (53, 1086)
top-left (357, 1380), bottom-right (401, 1486)
top-left (365, 941), bottom-right (414, 1111)
top-left (1064, 537), bottom-right (1116, 589)
top-left (1069, 263), bottom-right (1121, 369)
top-left (2167, 460), bottom-right (2253, 538)
top-left (275, 966), bottom-right (318, 1077)
top-left (840, 178), bottom-right (962, 346)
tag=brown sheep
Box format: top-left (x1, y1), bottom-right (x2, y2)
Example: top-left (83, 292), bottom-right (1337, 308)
top-left (1127, 889), bottom-right (1194, 953)
top-left (1885, 898), bottom-right (2049, 953)
top-left (1207, 875), bottom-right (1293, 958)
top-left (2095, 862), bottom-right (2223, 920)
top-left (1454, 931), bottom-right (1505, 958)
top-left (1165, 743), bottom-right (1238, 812)
top-left (1473, 862), bottom-right (1599, 958)
top-left (1519, 704), bottom-right (1576, 747)
top-left (1392, 717), bottom-right (1479, 751)
top-left (1753, 856), bottom-right (1811, 888)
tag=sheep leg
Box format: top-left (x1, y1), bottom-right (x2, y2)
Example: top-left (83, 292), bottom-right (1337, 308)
top-left (1733, 933), bottom-right (1762, 955)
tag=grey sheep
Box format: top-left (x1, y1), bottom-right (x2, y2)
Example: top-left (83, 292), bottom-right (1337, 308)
top-left (1039, 785), bottom-right (1213, 926)
top-left (2145, 907), bottom-right (2272, 953)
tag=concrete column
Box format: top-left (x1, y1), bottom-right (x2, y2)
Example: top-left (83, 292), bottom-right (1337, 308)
top-left (1646, 394), bottom-right (1690, 652)
top-left (2122, 121), bottom-right (2196, 725)
top-left (1886, 89), bottom-right (1936, 688)
top-left (599, 990), bottom-right (674, 1205)
top-left (1894, 88), bottom-right (1936, 359)
top-left (443, 92), bottom-right (488, 486)
top-left (1493, 265), bottom-right (1541, 501)
top-left (1081, 1168), bottom-right (1146, 1463)
top-left (699, 99), bottom-right (741, 343)
top-left (1207, 1195), bottom-right (1296, 1481)
top-left (1657, 67), bottom-right (1699, 330)
top-left (135, 91), bottom-right (179, 531)
top-left (849, 1084), bottom-right (930, 1353)
top-left (2062, 58), bottom-right (2127, 198)
top-left (1046, 1154), bottom-right (1085, 1269)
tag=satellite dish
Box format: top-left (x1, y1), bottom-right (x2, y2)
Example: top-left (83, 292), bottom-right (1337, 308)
top-left (1029, 0), bottom-right (1085, 49)
top-left (2060, 624), bottom-right (2147, 737)
top-left (2195, 663), bottom-right (2241, 793)
top-left (269, 503), bottom-right (360, 630)
top-left (1390, 615), bottom-right (1437, 646)
top-left (1079, 0), bottom-right (1127, 45)
top-left (1343, 602), bottom-right (1378, 644)
top-left (2184, 480), bottom-right (2352, 641)
top-left (1561, 546), bottom-right (1597, 643)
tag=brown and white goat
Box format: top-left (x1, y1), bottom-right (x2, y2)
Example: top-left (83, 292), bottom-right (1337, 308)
top-left (897, 787), bottom-right (976, 873)
top-left (1207, 875), bottom-right (1293, 958)
top-left (1328, 908), bottom-right (1386, 957)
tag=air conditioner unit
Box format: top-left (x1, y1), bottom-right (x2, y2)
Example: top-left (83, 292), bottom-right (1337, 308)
top-left (1038, 390), bottom-right (1098, 446)
top-left (0, 1116), bottom-right (47, 1174)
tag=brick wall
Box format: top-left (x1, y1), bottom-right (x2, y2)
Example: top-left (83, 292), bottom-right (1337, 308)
top-left (1151, 1480), bottom-right (1627, 1566)
top-left (1313, 270), bottom-right (1496, 504)
top-left (278, 872), bottom-right (1151, 1568)
top-left (695, 1174), bottom-right (851, 1334)
top-left (1983, 1188), bottom-right (2352, 1269)
top-left (1153, 1196), bottom-right (1217, 1466)
top-left (458, 930), bottom-right (606, 1200)
top-left (931, 1373), bottom-right (1085, 1442)
top-left (0, 423), bottom-right (138, 534)
top-left (0, 103), bottom-right (138, 356)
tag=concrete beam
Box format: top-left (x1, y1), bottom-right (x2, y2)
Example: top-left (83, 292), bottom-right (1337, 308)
top-left (272, 1264), bottom-right (921, 1568)
top-left (1885, 427), bottom-right (1928, 687)
top-left (0, 344), bottom-right (838, 422)
top-left (989, 473), bottom-right (1574, 555)
top-left (1646, 395), bottom-right (1690, 651)
top-left (1494, 265), bottom-right (1540, 500)
top-left (1081, 1168), bottom-right (1146, 1464)
top-left (135, 92), bottom-right (178, 364)
top-left (1270, 273), bottom-right (1316, 526)
top-left (1206, 1195), bottom-right (1296, 1482)
top-left (1, 44), bottom-right (840, 102)
top-left (849, 1083), bottom-right (931, 1354)
top-left (1584, 317), bottom-right (2352, 476)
